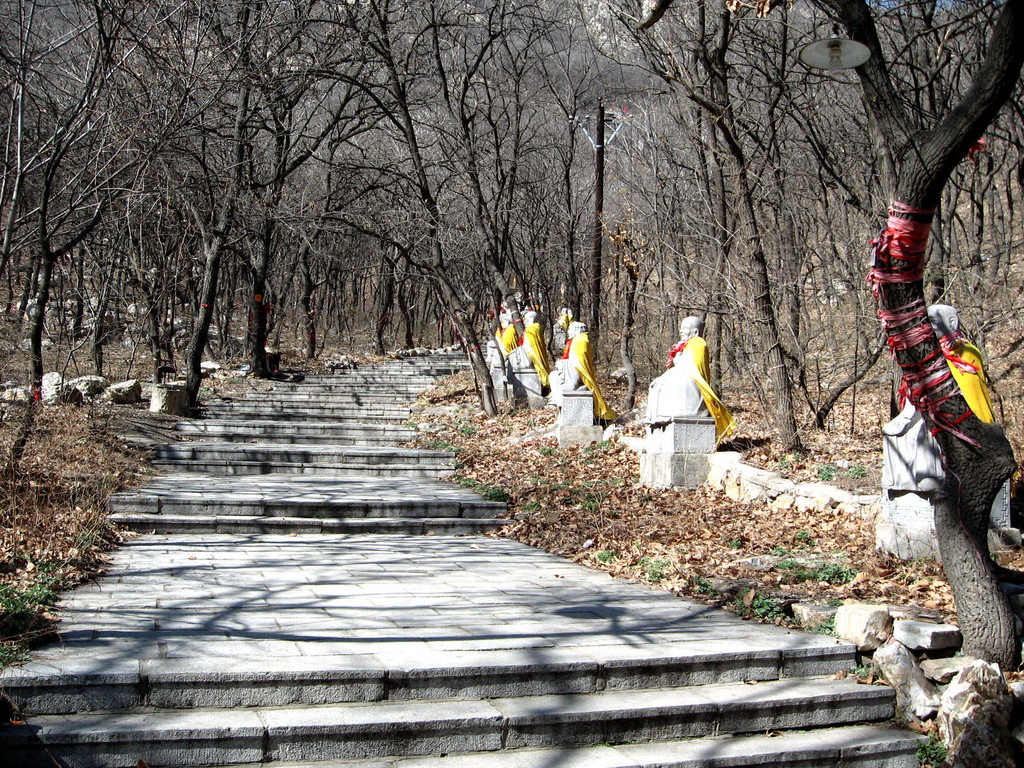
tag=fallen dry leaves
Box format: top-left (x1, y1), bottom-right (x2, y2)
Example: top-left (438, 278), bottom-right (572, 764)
top-left (413, 371), bottom-right (959, 626)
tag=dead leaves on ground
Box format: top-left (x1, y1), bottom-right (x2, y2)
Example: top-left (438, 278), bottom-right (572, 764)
top-left (414, 372), bottom-right (957, 624)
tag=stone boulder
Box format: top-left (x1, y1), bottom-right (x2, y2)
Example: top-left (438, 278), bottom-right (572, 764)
top-left (835, 603), bottom-right (893, 651)
top-left (938, 660), bottom-right (1014, 768)
top-left (103, 380), bottom-right (142, 405)
top-left (871, 639), bottom-right (940, 722)
top-left (150, 384), bottom-right (187, 416)
top-left (41, 372), bottom-right (83, 406)
top-left (70, 375), bottom-right (109, 398)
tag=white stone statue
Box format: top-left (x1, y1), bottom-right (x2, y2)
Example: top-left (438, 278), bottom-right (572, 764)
top-left (549, 321), bottom-right (585, 406)
top-left (646, 316), bottom-right (711, 422)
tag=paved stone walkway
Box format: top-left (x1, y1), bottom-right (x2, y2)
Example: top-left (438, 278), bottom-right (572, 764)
top-left (0, 355), bottom-right (921, 767)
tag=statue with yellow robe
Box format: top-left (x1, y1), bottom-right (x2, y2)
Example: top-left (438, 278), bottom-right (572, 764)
top-left (519, 310), bottom-right (551, 388)
top-left (879, 304), bottom-right (1009, 559)
top-left (495, 312), bottom-right (519, 356)
top-left (646, 316), bottom-right (735, 443)
top-left (557, 321), bottom-right (616, 423)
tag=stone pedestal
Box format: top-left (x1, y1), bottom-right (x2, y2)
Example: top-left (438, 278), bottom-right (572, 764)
top-left (557, 390), bottom-right (601, 447)
top-left (877, 481), bottom-right (1016, 560)
top-left (508, 365), bottom-right (545, 409)
top-left (489, 364), bottom-right (507, 402)
top-left (641, 417), bottom-right (716, 489)
top-left (150, 384), bottom-right (187, 416)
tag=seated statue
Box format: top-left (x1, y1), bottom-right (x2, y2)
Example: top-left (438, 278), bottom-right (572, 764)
top-left (883, 304), bottom-right (995, 492)
top-left (519, 310), bottom-right (552, 388)
top-left (647, 316), bottom-right (735, 442)
top-left (553, 321), bottom-right (616, 422)
top-left (495, 312), bottom-right (519, 356)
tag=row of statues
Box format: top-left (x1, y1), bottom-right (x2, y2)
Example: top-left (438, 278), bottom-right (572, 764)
top-left (489, 308), bottom-right (734, 434)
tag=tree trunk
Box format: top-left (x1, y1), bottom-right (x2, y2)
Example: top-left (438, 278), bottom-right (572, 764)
top-left (822, 0), bottom-right (1024, 668)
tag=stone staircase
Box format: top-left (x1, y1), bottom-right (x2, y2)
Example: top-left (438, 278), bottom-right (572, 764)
top-left (0, 352), bottom-right (922, 767)
top-left (108, 353), bottom-right (502, 535)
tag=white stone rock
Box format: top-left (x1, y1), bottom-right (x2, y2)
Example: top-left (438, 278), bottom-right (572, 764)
top-left (893, 619), bottom-right (962, 653)
top-left (70, 375), bottom-right (108, 398)
top-left (921, 656), bottom-right (979, 685)
top-left (1, 387), bottom-right (30, 402)
top-left (939, 660), bottom-right (1014, 768)
top-left (200, 360), bottom-right (222, 374)
top-left (792, 603), bottom-right (838, 630)
top-left (103, 380), bottom-right (142, 405)
top-left (872, 640), bottom-right (940, 722)
top-left (835, 603), bottom-right (893, 651)
top-left (41, 372), bottom-right (64, 405)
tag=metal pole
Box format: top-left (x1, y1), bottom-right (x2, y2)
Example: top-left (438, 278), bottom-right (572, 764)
top-left (590, 101), bottom-right (605, 344)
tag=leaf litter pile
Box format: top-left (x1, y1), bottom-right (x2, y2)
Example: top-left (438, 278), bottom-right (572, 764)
top-left (413, 371), bottom-right (962, 632)
top-left (0, 405), bottom-right (147, 664)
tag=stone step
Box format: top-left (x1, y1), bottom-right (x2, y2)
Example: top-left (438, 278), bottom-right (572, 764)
top-left (201, 403), bottom-right (412, 418)
top-left (107, 513), bottom-right (506, 536)
top-left (211, 725), bottom-right (921, 767)
top-left (229, 394), bottom-right (422, 408)
top-left (251, 388), bottom-right (429, 399)
top-left (151, 443), bottom-right (450, 466)
top-left (175, 420), bottom-right (417, 445)
top-left (109, 496), bottom-right (502, 521)
top-left (0, 677), bottom-right (896, 767)
top-left (3, 640), bottom-right (854, 715)
top-left (195, 410), bottom-right (411, 425)
top-left (150, 458), bottom-right (453, 478)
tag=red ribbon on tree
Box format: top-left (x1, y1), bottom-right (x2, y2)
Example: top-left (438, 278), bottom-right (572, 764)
top-left (870, 201), bottom-right (978, 445)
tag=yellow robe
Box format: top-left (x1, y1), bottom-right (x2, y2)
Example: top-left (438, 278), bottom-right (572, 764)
top-left (568, 332), bottom-right (616, 421)
top-left (496, 325), bottom-right (519, 355)
top-left (677, 336), bottom-right (736, 442)
top-left (947, 340), bottom-right (994, 423)
top-left (521, 323), bottom-right (551, 387)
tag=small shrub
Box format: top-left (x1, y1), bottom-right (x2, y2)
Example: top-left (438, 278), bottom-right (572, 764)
top-left (812, 616), bottom-right (836, 636)
top-left (916, 735), bottom-right (947, 767)
top-left (690, 575), bottom-right (715, 595)
top-left (817, 464), bottom-right (837, 482)
top-left (771, 545), bottom-right (790, 557)
top-left (794, 529), bottom-right (813, 545)
top-left (726, 537), bottom-right (743, 549)
top-left (774, 559), bottom-right (857, 585)
top-left (596, 549), bottom-right (618, 563)
top-left (845, 464), bottom-right (868, 479)
top-left (458, 423), bottom-right (477, 436)
top-left (638, 556), bottom-right (671, 583)
top-left (521, 501), bottom-right (541, 512)
top-left (538, 445), bottom-right (556, 457)
top-left (734, 591), bottom-right (787, 622)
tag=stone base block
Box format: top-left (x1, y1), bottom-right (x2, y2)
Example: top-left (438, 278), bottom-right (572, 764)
top-left (150, 384), bottom-right (187, 416)
top-left (646, 417), bottom-right (716, 454)
top-left (489, 368), bottom-right (507, 402)
top-left (877, 484), bottom-right (1018, 560)
top-left (559, 391), bottom-right (595, 427)
top-left (509, 367), bottom-right (545, 409)
top-left (640, 452), bottom-right (711, 489)
top-left (557, 425), bottom-right (604, 448)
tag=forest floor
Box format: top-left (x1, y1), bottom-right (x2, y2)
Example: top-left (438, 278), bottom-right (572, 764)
top-left (1, 349), bottom-right (1022, 670)
top-left (410, 369), bottom-right (1024, 640)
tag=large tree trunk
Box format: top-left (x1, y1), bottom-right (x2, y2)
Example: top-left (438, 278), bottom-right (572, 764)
top-left (824, 0), bottom-right (1024, 668)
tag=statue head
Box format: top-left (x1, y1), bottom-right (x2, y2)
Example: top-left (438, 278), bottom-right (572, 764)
top-left (927, 304), bottom-right (960, 340)
top-left (679, 316), bottom-right (704, 341)
top-left (524, 310), bottom-right (538, 325)
top-left (567, 321), bottom-right (586, 339)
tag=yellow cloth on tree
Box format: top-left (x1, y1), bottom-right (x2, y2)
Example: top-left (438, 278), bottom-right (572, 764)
top-left (678, 336), bottom-right (736, 442)
top-left (496, 325), bottom-right (519, 355)
top-left (568, 332), bottom-right (616, 422)
top-left (521, 323), bottom-right (551, 387)
top-left (947, 340), bottom-right (994, 424)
